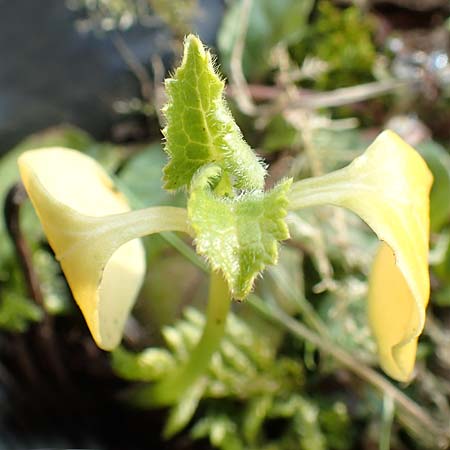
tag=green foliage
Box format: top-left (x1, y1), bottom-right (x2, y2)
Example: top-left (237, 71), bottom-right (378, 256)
top-left (115, 306), bottom-right (348, 448)
top-left (164, 377), bottom-right (208, 438)
top-left (3, 17), bottom-right (447, 450)
top-left (189, 385), bottom-right (371, 450)
top-left (0, 291), bottom-right (42, 332)
top-left (188, 165), bottom-right (291, 299)
top-left (310, 128), bottom-right (368, 170)
top-left (262, 114), bottom-right (299, 154)
top-left (319, 402), bottom-right (352, 450)
top-left (112, 346), bottom-right (175, 381)
top-left (117, 143), bottom-right (183, 209)
top-left (148, 0), bottom-right (198, 35)
top-left (417, 140), bottom-right (450, 231)
top-left (69, 0), bottom-right (197, 33)
top-left (218, 0), bottom-right (375, 88)
top-left (192, 414), bottom-right (242, 450)
top-left (420, 140), bottom-right (450, 306)
top-left (290, 1), bottom-right (376, 89)
top-left (162, 35), bottom-right (266, 191)
top-left (218, 0), bottom-right (314, 80)
top-left (163, 35), bottom-right (292, 298)
top-left (33, 248), bottom-right (72, 315)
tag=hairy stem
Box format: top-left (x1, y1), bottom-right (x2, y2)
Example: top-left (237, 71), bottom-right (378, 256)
top-left (132, 271), bottom-right (231, 407)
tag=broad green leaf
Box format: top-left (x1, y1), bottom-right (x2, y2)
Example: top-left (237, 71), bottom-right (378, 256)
top-left (417, 139), bottom-right (450, 231)
top-left (117, 143), bottom-right (182, 208)
top-left (188, 165), bottom-right (291, 299)
top-left (289, 131), bottom-right (432, 381)
top-left (218, 0), bottom-right (314, 80)
top-left (162, 34), bottom-right (266, 191)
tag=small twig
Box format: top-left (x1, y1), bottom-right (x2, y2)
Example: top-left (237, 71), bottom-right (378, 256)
top-left (5, 184), bottom-right (45, 308)
top-left (229, 0), bottom-right (256, 116)
top-left (4, 183), bottom-right (69, 386)
top-left (112, 34), bottom-right (154, 104)
top-left (151, 53), bottom-right (166, 127)
top-left (291, 79), bottom-right (413, 109)
top-left (227, 79), bottom-right (417, 109)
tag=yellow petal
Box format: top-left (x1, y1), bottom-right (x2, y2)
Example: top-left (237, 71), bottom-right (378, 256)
top-left (289, 130), bottom-right (433, 381)
top-left (369, 242), bottom-right (419, 380)
top-left (18, 148), bottom-right (146, 350)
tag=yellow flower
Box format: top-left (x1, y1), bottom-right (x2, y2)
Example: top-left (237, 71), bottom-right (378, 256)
top-left (18, 148), bottom-right (188, 350)
top-left (18, 130), bottom-right (432, 382)
top-left (289, 130), bottom-right (433, 381)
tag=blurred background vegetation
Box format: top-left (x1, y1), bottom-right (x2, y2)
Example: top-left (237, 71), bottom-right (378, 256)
top-left (1, 0), bottom-right (450, 449)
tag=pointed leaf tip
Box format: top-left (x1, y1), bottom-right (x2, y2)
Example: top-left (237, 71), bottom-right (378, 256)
top-left (162, 34), bottom-right (266, 191)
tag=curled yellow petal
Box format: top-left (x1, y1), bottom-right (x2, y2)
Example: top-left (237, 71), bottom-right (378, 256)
top-left (369, 242), bottom-right (419, 380)
top-left (18, 148), bottom-right (190, 350)
top-left (289, 130), bottom-right (433, 381)
top-left (18, 148), bottom-right (145, 349)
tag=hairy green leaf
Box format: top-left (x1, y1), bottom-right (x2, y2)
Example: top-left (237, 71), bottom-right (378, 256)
top-left (162, 34), bottom-right (266, 191)
top-left (188, 165), bottom-right (291, 299)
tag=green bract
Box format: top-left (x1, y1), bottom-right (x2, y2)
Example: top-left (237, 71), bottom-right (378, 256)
top-left (188, 165), bottom-right (291, 299)
top-left (162, 35), bottom-right (266, 191)
top-left (163, 35), bottom-right (289, 297)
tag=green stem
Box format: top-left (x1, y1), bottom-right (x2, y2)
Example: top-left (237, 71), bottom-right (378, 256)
top-left (91, 206), bottom-right (192, 246)
top-left (267, 271), bottom-right (329, 337)
top-left (133, 271), bottom-right (231, 407)
top-left (159, 231), bottom-right (208, 272)
top-left (287, 168), bottom-right (356, 212)
top-left (55, 207), bottom-right (192, 278)
top-left (247, 294), bottom-right (450, 444)
top-left (379, 394), bottom-right (395, 450)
